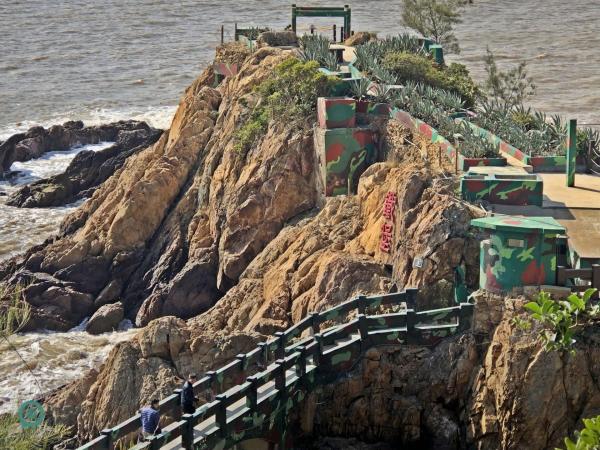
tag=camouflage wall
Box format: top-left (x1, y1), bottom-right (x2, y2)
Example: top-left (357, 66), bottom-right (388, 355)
top-left (390, 108), bottom-right (505, 171)
top-left (461, 173), bottom-right (543, 206)
top-left (315, 126), bottom-right (377, 196)
top-left (472, 216), bottom-right (565, 293)
top-left (317, 97), bottom-right (356, 129)
top-left (467, 121), bottom-right (566, 173)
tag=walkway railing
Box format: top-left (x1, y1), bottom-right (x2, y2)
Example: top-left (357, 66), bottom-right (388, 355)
top-left (78, 290), bottom-right (474, 450)
top-left (557, 265), bottom-right (600, 299)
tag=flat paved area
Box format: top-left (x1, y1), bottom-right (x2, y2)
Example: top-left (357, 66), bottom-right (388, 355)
top-left (490, 173), bottom-right (600, 259)
top-left (541, 173), bottom-right (600, 208)
top-left (467, 166), bottom-right (530, 176)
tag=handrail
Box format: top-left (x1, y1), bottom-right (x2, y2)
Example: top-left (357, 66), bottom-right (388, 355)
top-left (78, 290), bottom-right (474, 450)
top-left (556, 265), bottom-right (600, 299)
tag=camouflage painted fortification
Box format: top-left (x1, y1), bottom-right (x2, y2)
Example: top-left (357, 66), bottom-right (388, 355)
top-left (390, 108), bottom-right (505, 171)
top-left (315, 126), bottom-right (376, 196)
top-left (472, 216), bottom-right (565, 293)
top-left (317, 97), bottom-right (356, 129)
top-left (79, 291), bottom-right (475, 450)
top-left (460, 173), bottom-right (543, 206)
top-left (466, 121), bottom-right (567, 173)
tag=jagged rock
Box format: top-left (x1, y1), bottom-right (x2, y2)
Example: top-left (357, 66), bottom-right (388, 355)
top-left (85, 302), bottom-right (124, 335)
top-left (344, 31), bottom-right (378, 46)
top-left (6, 124), bottom-right (162, 207)
top-left (257, 31), bottom-right (298, 47)
top-left (0, 120), bottom-right (152, 175)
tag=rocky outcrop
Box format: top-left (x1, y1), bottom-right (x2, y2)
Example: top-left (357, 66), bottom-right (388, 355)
top-left (85, 302), bottom-right (124, 335)
top-left (6, 124), bottom-right (162, 207)
top-left (292, 291), bottom-right (600, 450)
top-left (0, 120), bottom-right (152, 175)
top-left (257, 31), bottom-right (298, 47)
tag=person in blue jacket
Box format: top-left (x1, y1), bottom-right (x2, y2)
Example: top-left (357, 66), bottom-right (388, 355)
top-left (140, 399), bottom-right (161, 439)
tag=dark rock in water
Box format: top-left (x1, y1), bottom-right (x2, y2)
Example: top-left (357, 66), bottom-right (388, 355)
top-left (85, 302), bottom-right (124, 334)
top-left (0, 120), bottom-right (159, 176)
top-left (6, 123), bottom-right (162, 207)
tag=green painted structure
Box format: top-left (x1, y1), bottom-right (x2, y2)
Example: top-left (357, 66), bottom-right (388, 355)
top-left (460, 173), bottom-right (543, 206)
top-left (78, 290), bottom-right (474, 450)
top-left (471, 216), bottom-right (565, 293)
top-left (429, 44), bottom-right (444, 65)
top-left (291, 5), bottom-right (352, 39)
top-left (566, 119), bottom-right (577, 186)
top-left (317, 97), bottom-right (356, 129)
top-left (466, 121), bottom-right (567, 173)
top-left (315, 126), bottom-right (376, 196)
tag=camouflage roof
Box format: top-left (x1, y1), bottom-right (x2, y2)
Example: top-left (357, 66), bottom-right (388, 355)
top-left (471, 215), bottom-right (565, 234)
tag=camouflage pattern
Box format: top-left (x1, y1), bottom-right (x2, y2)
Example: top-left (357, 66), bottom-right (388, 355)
top-left (429, 44), bottom-right (445, 65)
top-left (367, 102), bottom-right (392, 117)
top-left (460, 173), bottom-right (543, 206)
top-left (458, 155), bottom-right (507, 170)
top-left (467, 121), bottom-right (567, 172)
top-left (315, 127), bottom-right (376, 196)
top-left (213, 62), bottom-right (239, 78)
top-left (79, 292), bottom-right (474, 450)
top-left (471, 216), bottom-right (565, 293)
top-left (317, 97), bottom-right (356, 129)
top-left (390, 108), bottom-right (457, 162)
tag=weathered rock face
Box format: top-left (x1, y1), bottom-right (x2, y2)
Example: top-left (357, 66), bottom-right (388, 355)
top-left (0, 47), bottom-right (326, 331)
top-left (293, 291), bottom-right (600, 450)
top-left (6, 124), bottom-right (162, 207)
top-left (0, 120), bottom-right (151, 175)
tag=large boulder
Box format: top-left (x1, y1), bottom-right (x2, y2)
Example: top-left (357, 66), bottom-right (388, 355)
top-left (257, 31), bottom-right (298, 47)
top-left (85, 302), bottom-right (125, 335)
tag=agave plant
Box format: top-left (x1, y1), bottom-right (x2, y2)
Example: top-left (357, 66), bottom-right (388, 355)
top-left (299, 34), bottom-right (330, 66)
top-left (372, 83), bottom-right (392, 103)
top-left (323, 51), bottom-right (339, 71)
top-left (350, 78), bottom-right (370, 100)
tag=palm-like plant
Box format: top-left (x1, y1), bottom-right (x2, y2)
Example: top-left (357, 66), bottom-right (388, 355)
top-left (350, 78), bottom-right (370, 100)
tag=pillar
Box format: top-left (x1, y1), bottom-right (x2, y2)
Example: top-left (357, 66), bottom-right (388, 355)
top-left (291, 4), bottom-right (297, 33)
top-left (566, 118), bottom-right (577, 187)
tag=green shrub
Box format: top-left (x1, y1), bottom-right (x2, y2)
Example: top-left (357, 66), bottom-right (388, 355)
top-left (560, 415), bottom-right (600, 450)
top-left (383, 52), bottom-right (479, 107)
top-left (515, 288), bottom-right (599, 353)
top-left (234, 58), bottom-right (336, 153)
top-left (0, 414), bottom-right (70, 450)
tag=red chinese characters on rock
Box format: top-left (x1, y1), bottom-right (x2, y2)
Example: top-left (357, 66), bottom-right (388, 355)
top-left (379, 191), bottom-right (397, 253)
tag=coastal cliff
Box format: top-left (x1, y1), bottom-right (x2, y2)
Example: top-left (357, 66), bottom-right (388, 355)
top-left (1, 41), bottom-right (597, 450)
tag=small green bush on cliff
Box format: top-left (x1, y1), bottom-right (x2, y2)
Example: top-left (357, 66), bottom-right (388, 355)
top-left (382, 52), bottom-right (479, 107)
top-left (560, 415), bottom-right (600, 450)
top-left (515, 288), bottom-right (599, 353)
top-left (235, 58), bottom-right (336, 152)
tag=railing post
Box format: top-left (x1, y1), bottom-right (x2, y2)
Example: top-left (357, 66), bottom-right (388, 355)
top-left (406, 309), bottom-right (416, 343)
top-left (357, 295), bottom-right (366, 315)
top-left (592, 265), bottom-right (600, 300)
top-left (257, 342), bottom-right (268, 367)
top-left (458, 303), bottom-right (475, 332)
top-left (172, 388), bottom-right (183, 419)
top-left (220, 25), bottom-right (224, 45)
top-left (310, 312), bottom-right (320, 335)
top-left (314, 333), bottom-right (323, 366)
top-left (358, 314), bottom-right (370, 348)
top-left (275, 359), bottom-right (286, 392)
top-left (181, 413), bottom-right (194, 450)
top-left (405, 287), bottom-right (419, 310)
top-left (100, 429), bottom-right (114, 450)
top-left (215, 394), bottom-right (228, 437)
top-left (296, 346), bottom-right (307, 378)
top-left (206, 371), bottom-right (217, 400)
top-left (275, 331), bottom-right (285, 359)
top-left (345, 5), bottom-right (351, 39)
top-left (333, 24), bottom-right (337, 42)
top-left (234, 22), bottom-right (238, 41)
top-left (235, 353), bottom-right (247, 384)
top-left (246, 375), bottom-right (258, 409)
top-left (340, 26), bottom-right (344, 43)
top-left (291, 4), bottom-right (297, 34)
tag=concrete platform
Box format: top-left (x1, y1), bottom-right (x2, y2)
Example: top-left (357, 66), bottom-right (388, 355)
top-left (467, 166), bottom-right (530, 176)
top-left (489, 173), bottom-right (600, 260)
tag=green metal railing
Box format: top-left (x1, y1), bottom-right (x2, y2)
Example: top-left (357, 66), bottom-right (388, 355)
top-left (78, 289), bottom-right (474, 450)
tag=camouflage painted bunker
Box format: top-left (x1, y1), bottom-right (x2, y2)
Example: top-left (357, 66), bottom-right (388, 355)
top-left (471, 216), bottom-right (565, 293)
